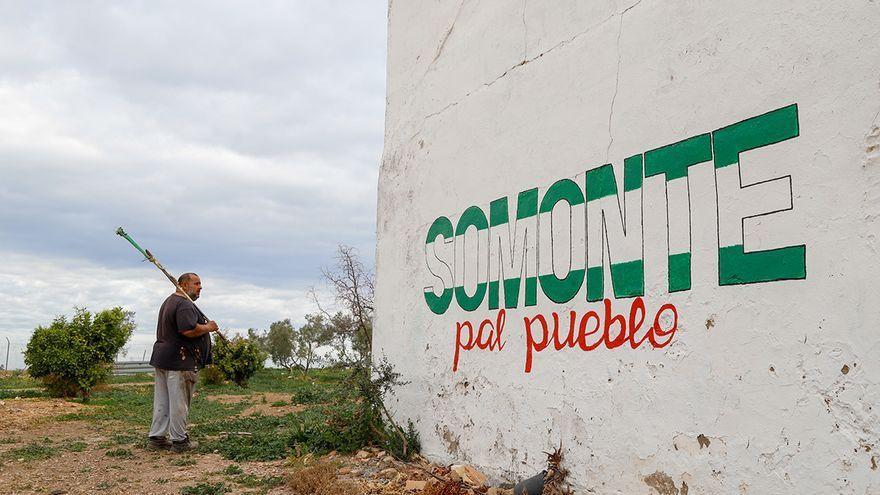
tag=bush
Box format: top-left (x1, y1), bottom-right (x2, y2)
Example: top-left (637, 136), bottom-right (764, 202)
top-left (289, 403), bottom-right (371, 455)
top-left (24, 307), bottom-right (134, 400)
top-left (212, 336), bottom-right (265, 387)
top-left (199, 366), bottom-right (225, 386)
top-left (291, 382), bottom-right (341, 405)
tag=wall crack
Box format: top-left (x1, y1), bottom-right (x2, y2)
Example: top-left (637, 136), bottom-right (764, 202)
top-left (422, 0), bottom-right (648, 124)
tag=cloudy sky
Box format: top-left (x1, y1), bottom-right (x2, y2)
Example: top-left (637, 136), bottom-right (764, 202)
top-left (0, 1), bottom-right (388, 368)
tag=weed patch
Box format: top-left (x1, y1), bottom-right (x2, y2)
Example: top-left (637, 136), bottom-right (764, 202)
top-left (171, 456), bottom-right (197, 466)
top-left (105, 448), bottom-right (133, 458)
top-left (5, 443), bottom-right (57, 461)
top-left (0, 371), bottom-right (40, 389)
top-left (289, 404), bottom-right (370, 455)
top-left (62, 441), bottom-right (87, 452)
top-left (222, 464), bottom-right (243, 475)
top-left (180, 482), bottom-right (230, 495)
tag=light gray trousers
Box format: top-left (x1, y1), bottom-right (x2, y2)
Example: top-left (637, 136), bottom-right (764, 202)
top-left (149, 368), bottom-right (197, 442)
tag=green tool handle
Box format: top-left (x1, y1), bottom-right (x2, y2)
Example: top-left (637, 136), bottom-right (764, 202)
top-left (116, 227), bottom-right (228, 343)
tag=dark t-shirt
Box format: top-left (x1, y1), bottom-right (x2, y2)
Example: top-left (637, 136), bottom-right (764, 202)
top-left (149, 294), bottom-right (213, 371)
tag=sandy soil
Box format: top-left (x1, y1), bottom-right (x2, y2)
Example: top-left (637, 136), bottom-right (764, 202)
top-left (0, 397), bottom-right (287, 495)
top-left (0, 395), bottom-right (494, 495)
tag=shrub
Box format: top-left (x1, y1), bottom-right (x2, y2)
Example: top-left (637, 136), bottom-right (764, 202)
top-left (199, 365), bottom-right (225, 386)
top-left (212, 336), bottom-right (265, 387)
top-left (287, 463), bottom-right (361, 495)
top-left (291, 382), bottom-right (340, 404)
top-left (24, 307), bottom-right (134, 400)
top-left (289, 403), bottom-right (371, 455)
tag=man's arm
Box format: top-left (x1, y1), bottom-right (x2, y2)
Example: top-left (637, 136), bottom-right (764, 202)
top-left (181, 320), bottom-right (218, 339)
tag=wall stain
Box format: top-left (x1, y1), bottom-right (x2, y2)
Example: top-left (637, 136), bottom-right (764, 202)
top-left (697, 434), bottom-right (711, 449)
top-left (435, 424), bottom-right (461, 456)
top-left (865, 125), bottom-right (879, 167)
top-left (644, 471), bottom-right (688, 495)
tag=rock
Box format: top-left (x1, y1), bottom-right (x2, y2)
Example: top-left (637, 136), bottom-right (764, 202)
top-left (406, 480), bottom-right (427, 491)
top-left (487, 488), bottom-right (513, 495)
top-left (349, 468), bottom-right (363, 476)
top-left (338, 467), bottom-right (352, 475)
top-left (451, 464), bottom-right (488, 487)
top-left (382, 455), bottom-right (395, 464)
top-left (378, 467), bottom-right (399, 479)
top-left (355, 450), bottom-right (372, 459)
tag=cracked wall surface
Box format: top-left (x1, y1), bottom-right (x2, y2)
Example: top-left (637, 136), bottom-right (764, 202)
top-left (375, 1), bottom-right (880, 493)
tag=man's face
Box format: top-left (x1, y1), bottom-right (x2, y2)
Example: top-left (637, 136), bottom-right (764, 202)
top-left (181, 275), bottom-right (202, 301)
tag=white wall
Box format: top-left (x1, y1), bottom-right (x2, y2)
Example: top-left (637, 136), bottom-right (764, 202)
top-left (375, 1), bottom-right (880, 493)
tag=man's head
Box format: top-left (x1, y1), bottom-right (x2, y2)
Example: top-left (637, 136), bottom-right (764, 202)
top-left (178, 272), bottom-right (202, 301)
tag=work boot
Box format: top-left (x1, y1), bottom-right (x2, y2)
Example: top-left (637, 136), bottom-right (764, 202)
top-left (171, 435), bottom-right (199, 453)
top-left (147, 436), bottom-right (171, 450)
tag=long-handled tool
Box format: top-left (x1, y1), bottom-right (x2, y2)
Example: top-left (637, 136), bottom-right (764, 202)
top-left (116, 227), bottom-right (228, 342)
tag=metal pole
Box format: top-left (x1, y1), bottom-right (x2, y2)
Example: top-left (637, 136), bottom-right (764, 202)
top-left (4, 337), bottom-right (9, 371)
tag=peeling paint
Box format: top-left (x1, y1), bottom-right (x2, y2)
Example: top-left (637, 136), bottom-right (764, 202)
top-left (697, 434), bottom-right (711, 449)
top-left (865, 125), bottom-right (880, 168)
top-left (644, 471), bottom-right (687, 495)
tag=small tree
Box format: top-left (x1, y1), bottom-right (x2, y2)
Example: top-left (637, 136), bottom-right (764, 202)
top-left (263, 316), bottom-right (332, 376)
top-left (24, 307), bottom-right (134, 400)
top-left (213, 335), bottom-right (265, 387)
top-left (246, 327), bottom-right (268, 351)
top-left (265, 319), bottom-right (297, 371)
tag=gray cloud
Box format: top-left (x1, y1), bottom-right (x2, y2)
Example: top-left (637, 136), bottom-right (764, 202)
top-left (0, 1), bottom-right (386, 367)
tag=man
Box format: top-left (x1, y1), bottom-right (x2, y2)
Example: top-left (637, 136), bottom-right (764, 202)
top-left (147, 272), bottom-right (218, 452)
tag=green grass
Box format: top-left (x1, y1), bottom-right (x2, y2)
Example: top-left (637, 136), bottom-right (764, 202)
top-left (59, 387), bottom-right (247, 425)
top-left (0, 389), bottom-right (49, 399)
top-left (222, 464), bottom-right (243, 475)
top-left (198, 367), bottom-right (347, 396)
top-left (0, 371), bottom-right (40, 389)
top-left (4, 443), bottom-right (58, 461)
top-left (108, 373), bottom-right (154, 384)
top-left (51, 369), bottom-right (362, 463)
top-left (61, 441), bottom-right (87, 452)
top-left (193, 414), bottom-right (299, 461)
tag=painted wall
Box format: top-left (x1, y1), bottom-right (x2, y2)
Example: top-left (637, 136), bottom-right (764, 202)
top-left (375, 1), bottom-right (880, 493)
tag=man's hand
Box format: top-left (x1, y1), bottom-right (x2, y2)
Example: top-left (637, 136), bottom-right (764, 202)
top-left (182, 320), bottom-right (219, 338)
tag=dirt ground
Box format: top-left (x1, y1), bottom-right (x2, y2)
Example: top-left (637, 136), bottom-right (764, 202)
top-left (0, 397), bottom-right (285, 495)
top-left (0, 395), bottom-right (481, 495)
top-left (204, 393), bottom-right (307, 417)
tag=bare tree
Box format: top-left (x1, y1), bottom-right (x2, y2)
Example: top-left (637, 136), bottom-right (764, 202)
top-left (313, 245), bottom-right (373, 365)
top-left (313, 245), bottom-right (415, 458)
